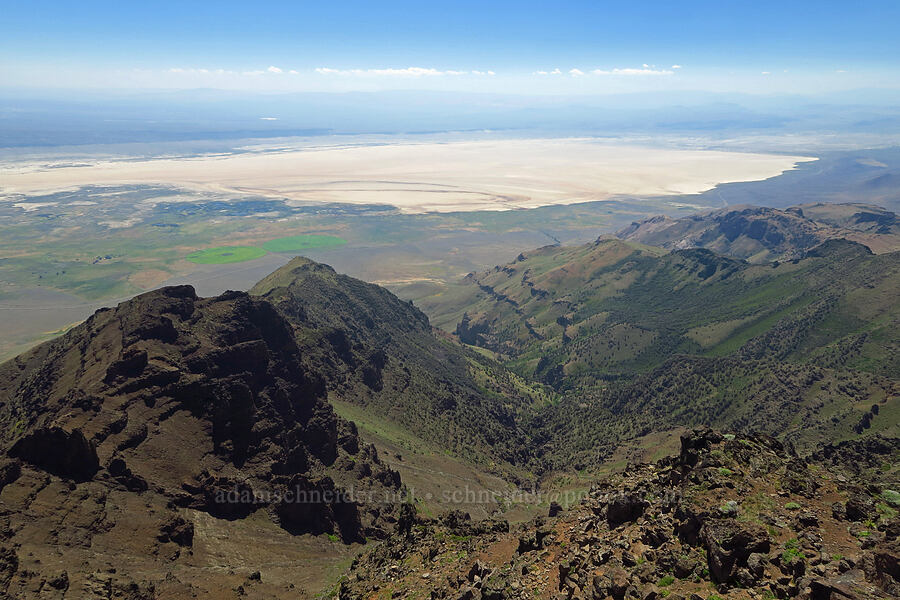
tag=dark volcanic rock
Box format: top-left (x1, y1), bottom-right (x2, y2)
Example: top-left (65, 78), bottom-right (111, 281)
top-left (845, 493), bottom-right (876, 522)
top-left (700, 519), bottom-right (771, 585)
top-left (0, 285), bottom-right (403, 598)
top-left (678, 428), bottom-right (724, 468)
top-left (8, 427), bottom-right (99, 482)
top-left (340, 430), bottom-right (898, 600)
top-left (607, 493), bottom-right (648, 527)
top-left (157, 516), bottom-right (194, 547)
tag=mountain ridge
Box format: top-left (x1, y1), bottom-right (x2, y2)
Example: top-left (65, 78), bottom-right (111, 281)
top-left (616, 203), bottom-right (899, 262)
top-left (0, 285), bottom-right (404, 597)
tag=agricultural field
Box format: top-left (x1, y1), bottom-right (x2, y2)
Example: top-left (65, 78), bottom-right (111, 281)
top-left (186, 245), bottom-right (267, 264)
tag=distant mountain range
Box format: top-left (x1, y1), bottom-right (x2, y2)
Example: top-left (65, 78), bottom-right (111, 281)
top-left (617, 203), bottom-right (899, 262)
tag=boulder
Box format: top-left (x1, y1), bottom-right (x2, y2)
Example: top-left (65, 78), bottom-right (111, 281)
top-left (864, 537), bottom-right (900, 594)
top-left (157, 516), bottom-right (194, 547)
top-left (607, 493), bottom-right (648, 527)
top-left (700, 519), bottom-right (770, 585)
top-left (517, 529), bottom-right (550, 553)
top-left (678, 429), bottom-right (723, 467)
top-left (845, 493), bottom-right (875, 522)
top-left (592, 566), bottom-right (629, 600)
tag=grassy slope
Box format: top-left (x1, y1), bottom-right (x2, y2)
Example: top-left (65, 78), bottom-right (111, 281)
top-left (422, 238), bottom-right (898, 384)
top-left (418, 238), bottom-right (899, 472)
top-left (250, 257), bottom-right (550, 483)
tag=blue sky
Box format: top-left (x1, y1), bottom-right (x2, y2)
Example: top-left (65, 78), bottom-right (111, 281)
top-left (2, 0), bottom-right (899, 94)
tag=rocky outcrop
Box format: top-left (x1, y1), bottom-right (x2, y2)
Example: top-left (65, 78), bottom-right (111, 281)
top-left (8, 427), bottom-right (99, 481)
top-left (700, 519), bottom-right (771, 584)
top-left (338, 430), bottom-right (900, 600)
top-left (0, 285), bottom-right (402, 598)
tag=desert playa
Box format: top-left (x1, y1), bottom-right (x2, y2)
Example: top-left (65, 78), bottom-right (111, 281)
top-left (0, 139), bottom-right (816, 212)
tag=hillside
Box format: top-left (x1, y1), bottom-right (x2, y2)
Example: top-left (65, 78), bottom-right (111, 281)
top-left (616, 203), bottom-right (899, 262)
top-left (415, 237), bottom-right (898, 468)
top-left (422, 239), bottom-right (897, 382)
top-left (250, 257), bottom-right (548, 481)
top-left (339, 429), bottom-right (900, 600)
top-left (0, 286), bottom-right (403, 598)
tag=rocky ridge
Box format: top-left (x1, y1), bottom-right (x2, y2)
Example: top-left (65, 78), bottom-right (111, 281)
top-left (615, 203), bottom-right (900, 262)
top-left (338, 429), bottom-right (899, 600)
top-left (0, 286), bottom-right (402, 598)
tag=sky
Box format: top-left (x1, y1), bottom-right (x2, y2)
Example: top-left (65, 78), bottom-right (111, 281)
top-left (2, 0), bottom-right (899, 95)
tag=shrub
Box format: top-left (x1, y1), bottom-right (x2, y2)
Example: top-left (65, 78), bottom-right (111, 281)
top-left (781, 538), bottom-right (805, 564)
top-left (719, 501), bottom-right (739, 516)
top-left (882, 489), bottom-right (900, 507)
top-left (658, 575), bottom-right (675, 587)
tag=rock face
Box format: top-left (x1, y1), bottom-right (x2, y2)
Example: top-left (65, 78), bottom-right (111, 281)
top-left (0, 286), bottom-right (401, 598)
top-left (8, 427), bottom-right (99, 481)
top-left (339, 429), bottom-right (900, 600)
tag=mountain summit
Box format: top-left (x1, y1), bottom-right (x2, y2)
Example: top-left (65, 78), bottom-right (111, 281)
top-left (0, 286), bottom-right (401, 597)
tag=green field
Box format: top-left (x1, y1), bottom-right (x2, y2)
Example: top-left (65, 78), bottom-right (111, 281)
top-left (185, 246), bottom-right (267, 264)
top-left (262, 234), bottom-right (347, 253)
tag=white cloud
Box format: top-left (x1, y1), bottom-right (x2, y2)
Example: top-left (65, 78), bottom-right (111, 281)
top-left (534, 68), bottom-right (562, 76)
top-left (761, 71), bottom-right (771, 75)
top-left (267, 65), bottom-right (283, 74)
top-left (569, 68), bottom-right (585, 77)
top-left (592, 67), bottom-right (674, 76)
top-left (168, 67), bottom-right (227, 75)
top-left (671, 64), bottom-right (682, 69)
top-left (289, 69), bottom-right (299, 75)
top-left (315, 66), bottom-right (480, 77)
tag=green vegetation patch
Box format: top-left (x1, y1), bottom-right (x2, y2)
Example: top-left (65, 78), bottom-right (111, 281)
top-left (262, 234), bottom-right (347, 253)
top-left (186, 246), bottom-right (267, 264)
top-left (781, 538), bottom-right (805, 564)
top-left (883, 489), bottom-right (900, 507)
